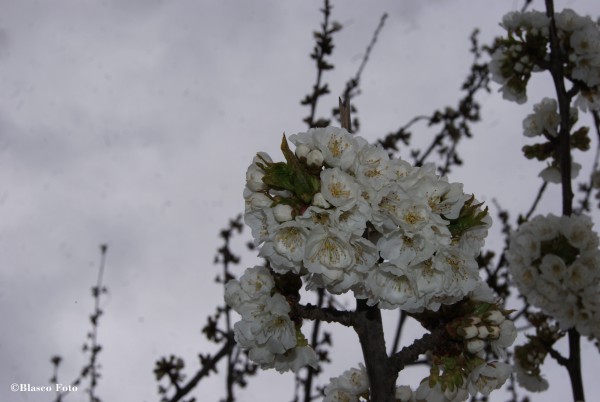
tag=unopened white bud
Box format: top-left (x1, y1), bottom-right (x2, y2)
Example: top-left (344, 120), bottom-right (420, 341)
top-left (477, 326), bottom-right (490, 339)
top-left (295, 144), bottom-right (311, 160)
top-left (466, 339), bottom-right (486, 354)
top-left (273, 204), bottom-right (294, 222)
top-left (312, 192), bottom-right (331, 208)
top-left (488, 326), bottom-right (500, 339)
top-left (307, 149), bottom-right (324, 167)
top-left (246, 169), bottom-right (266, 192)
top-left (484, 310), bottom-right (505, 325)
top-left (459, 325), bottom-right (479, 339)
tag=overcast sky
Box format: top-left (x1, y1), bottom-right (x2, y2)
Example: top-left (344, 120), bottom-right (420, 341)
top-left (1, 1), bottom-right (599, 401)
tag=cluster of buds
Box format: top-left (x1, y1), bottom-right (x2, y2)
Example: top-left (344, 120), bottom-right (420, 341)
top-left (453, 311), bottom-right (504, 354)
top-left (412, 302), bottom-right (517, 400)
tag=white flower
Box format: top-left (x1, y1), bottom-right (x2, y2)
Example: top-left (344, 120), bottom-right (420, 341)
top-left (272, 345), bottom-right (318, 373)
top-left (555, 9), bottom-right (587, 32)
top-left (514, 358), bottom-right (549, 392)
top-left (501, 11), bottom-right (524, 31)
top-left (353, 143), bottom-right (391, 190)
top-left (255, 294), bottom-right (296, 354)
top-left (244, 208), bottom-right (277, 246)
top-left (416, 381), bottom-right (468, 402)
top-left (522, 98), bottom-right (560, 137)
top-left (365, 265), bottom-right (422, 311)
top-left (433, 247), bottom-right (480, 304)
top-left (538, 254), bottom-right (568, 285)
top-left (321, 167), bottom-right (360, 210)
top-left (539, 161), bottom-right (581, 183)
top-left (260, 221), bottom-right (309, 274)
top-left (469, 282), bottom-right (497, 303)
top-left (567, 259), bottom-right (597, 290)
top-left (239, 265), bottom-right (275, 297)
top-left (377, 231), bottom-right (434, 268)
top-left (374, 186), bottom-right (433, 234)
top-left (224, 280), bottom-right (249, 311)
top-left (467, 362), bottom-right (512, 396)
top-left (490, 319), bottom-right (517, 359)
top-left (243, 188), bottom-right (272, 213)
top-left (323, 364), bottom-right (368, 402)
top-left (336, 364), bottom-right (369, 395)
top-left (304, 226), bottom-right (354, 282)
top-left (313, 126), bottom-right (362, 170)
top-left (560, 213), bottom-right (597, 249)
top-left (395, 385), bottom-right (415, 402)
top-left (333, 205), bottom-right (369, 237)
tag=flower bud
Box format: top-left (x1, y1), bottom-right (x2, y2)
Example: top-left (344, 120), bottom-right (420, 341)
top-left (273, 204), bottom-right (294, 222)
top-left (477, 326), bottom-right (490, 339)
top-left (295, 144), bottom-right (311, 160)
top-left (246, 167), bottom-right (266, 192)
top-left (307, 149), bottom-right (324, 167)
top-left (487, 326), bottom-right (500, 339)
top-left (312, 192), bottom-right (331, 208)
top-left (458, 325), bottom-right (479, 339)
top-left (483, 310), bottom-right (505, 325)
top-left (466, 339), bottom-right (486, 354)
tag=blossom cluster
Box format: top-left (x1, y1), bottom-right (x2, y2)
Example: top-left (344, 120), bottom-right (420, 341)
top-left (324, 310), bottom-right (515, 402)
top-left (224, 266), bottom-right (318, 373)
top-left (322, 364), bottom-right (417, 402)
top-left (521, 97), bottom-right (582, 183)
top-left (506, 213), bottom-right (600, 339)
top-left (413, 302), bottom-right (516, 402)
top-left (244, 127), bottom-right (491, 313)
top-left (489, 9), bottom-right (600, 110)
top-left (511, 317), bottom-right (556, 393)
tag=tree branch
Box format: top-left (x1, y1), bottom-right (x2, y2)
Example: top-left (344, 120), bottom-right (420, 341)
top-left (296, 302), bottom-right (355, 327)
top-left (165, 337), bottom-right (236, 402)
top-left (389, 326), bottom-right (447, 373)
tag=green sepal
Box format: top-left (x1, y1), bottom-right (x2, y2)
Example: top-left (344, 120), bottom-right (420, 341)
top-left (447, 196), bottom-right (489, 240)
top-left (260, 135), bottom-right (320, 204)
top-left (472, 302), bottom-right (493, 316)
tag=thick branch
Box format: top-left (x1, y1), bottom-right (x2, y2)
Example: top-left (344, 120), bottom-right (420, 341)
top-left (389, 326), bottom-right (447, 373)
top-left (296, 302), bottom-right (354, 327)
top-left (353, 299), bottom-right (395, 402)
